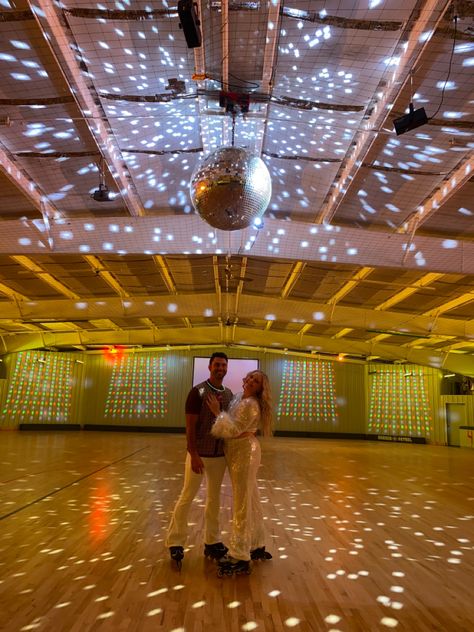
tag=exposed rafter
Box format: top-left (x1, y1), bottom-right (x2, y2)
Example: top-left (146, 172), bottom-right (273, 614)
top-left (253, 0), bottom-right (281, 156)
top-left (28, 0), bottom-right (144, 217)
top-left (401, 153), bottom-right (474, 234)
top-left (1, 217), bottom-right (473, 274)
top-left (1, 293), bottom-right (472, 340)
top-left (83, 255), bottom-right (130, 298)
top-left (0, 144), bottom-right (60, 220)
top-left (374, 273), bottom-right (445, 311)
top-left (314, 0), bottom-right (452, 225)
top-left (10, 256), bottom-right (80, 299)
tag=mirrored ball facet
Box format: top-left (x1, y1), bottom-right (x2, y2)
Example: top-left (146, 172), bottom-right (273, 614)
top-left (190, 146), bottom-right (272, 231)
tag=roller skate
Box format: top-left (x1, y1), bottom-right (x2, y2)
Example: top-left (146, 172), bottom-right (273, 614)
top-left (204, 541), bottom-right (228, 560)
top-left (250, 546), bottom-right (272, 561)
top-left (169, 546), bottom-right (184, 570)
top-left (217, 555), bottom-right (251, 577)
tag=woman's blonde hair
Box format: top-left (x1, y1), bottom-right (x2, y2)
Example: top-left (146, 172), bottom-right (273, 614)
top-left (248, 370), bottom-right (273, 437)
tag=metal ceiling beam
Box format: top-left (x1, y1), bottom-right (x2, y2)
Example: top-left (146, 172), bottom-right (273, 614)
top-left (328, 267), bottom-right (374, 305)
top-left (374, 273), bottom-right (445, 311)
top-left (423, 292), bottom-right (474, 317)
top-left (28, 0), bottom-right (144, 217)
top-left (0, 281), bottom-right (28, 301)
top-left (253, 0), bottom-right (281, 156)
top-left (328, 267), bottom-right (374, 339)
top-left (1, 293), bottom-right (472, 339)
top-left (280, 261), bottom-right (306, 299)
top-left (151, 255), bottom-right (193, 329)
top-left (401, 153), bottom-right (474, 234)
top-left (152, 255), bottom-right (177, 295)
top-left (1, 216), bottom-right (473, 273)
top-left (212, 255), bottom-right (223, 321)
top-left (314, 0), bottom-right (451, 225)
top-left (221, 0), bottom-right (231, 146)
top-left (83, 255), bottom-right (131, 298)
top-left (233, 256), bottom-right (247, 318)
top-left (267, 259), bottom-right (305, 331)
top-left (0, 144), bottom-right (60, 220)
top-left (10, 255), bottom-right (80, 299)
top-left (193, 1), bottom-right (213, 155)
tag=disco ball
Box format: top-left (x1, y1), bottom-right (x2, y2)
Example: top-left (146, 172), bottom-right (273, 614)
top-left (190, 146), bottom-right (272, 231)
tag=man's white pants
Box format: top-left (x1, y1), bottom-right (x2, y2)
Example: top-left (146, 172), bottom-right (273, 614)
top-left (166, 453), bottom-right (227, 547)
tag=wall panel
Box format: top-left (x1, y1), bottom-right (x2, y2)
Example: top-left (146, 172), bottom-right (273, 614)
top-left (0, 346), bottom-right (466, 446)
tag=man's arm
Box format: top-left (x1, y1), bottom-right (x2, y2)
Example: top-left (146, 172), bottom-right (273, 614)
top-left (186, 413), bottom-right (204, 474)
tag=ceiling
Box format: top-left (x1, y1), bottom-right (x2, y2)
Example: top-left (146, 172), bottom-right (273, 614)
top-left (0, 0), bottom-right (473, 375)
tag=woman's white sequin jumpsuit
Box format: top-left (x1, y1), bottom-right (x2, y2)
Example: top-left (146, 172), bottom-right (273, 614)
top-left (211, 394), bottom-right (265, 561)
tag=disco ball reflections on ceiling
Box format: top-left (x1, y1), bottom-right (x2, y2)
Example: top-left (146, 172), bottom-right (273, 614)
top-left (190, 146), bottom-right (272, 231)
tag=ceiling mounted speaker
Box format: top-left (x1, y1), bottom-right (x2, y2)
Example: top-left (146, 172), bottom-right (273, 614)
top-left (178, 0), bottom-right (202, 48)
top-left (393, 103), bottom-right (428, 135)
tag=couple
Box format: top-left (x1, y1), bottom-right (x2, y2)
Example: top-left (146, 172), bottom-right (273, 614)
top-left (166, 352), bottom-right (273, 574)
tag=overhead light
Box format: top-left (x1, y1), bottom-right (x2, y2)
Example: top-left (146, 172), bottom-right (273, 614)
top-left (443, 373), bottom-right (456, 378)
top-left (37, 357), bottom-right (46, 363)
top-left (393, 102), bottom-right (428, 135)
top-left (91, 158), bottom-right (113, 202)
top-left (75, 359), bottom-right (84, 364)
top-left (92, 183), bottom-right (113, 202)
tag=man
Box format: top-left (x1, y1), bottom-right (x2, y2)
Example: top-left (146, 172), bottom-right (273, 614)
top-left (166, 351), bottom-right (233, 567)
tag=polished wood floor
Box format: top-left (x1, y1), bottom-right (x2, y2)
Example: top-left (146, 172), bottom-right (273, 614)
top-left (0, 431), bottom-right (473, 632)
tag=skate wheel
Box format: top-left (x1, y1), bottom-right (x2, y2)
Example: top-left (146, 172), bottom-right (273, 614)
top-left (217, 568), bottom-right (224, 577)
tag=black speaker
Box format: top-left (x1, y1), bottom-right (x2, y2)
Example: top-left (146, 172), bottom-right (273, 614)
top-left (393, 103), bottom-right (428, 136)
top-left (178, 0), bottom-right (202, 48)
top-left (0, 361), bottom-right (6, 379)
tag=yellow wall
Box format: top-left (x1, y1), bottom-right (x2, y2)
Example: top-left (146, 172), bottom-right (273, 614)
top-left (439, 395), bottom-right (474, 446)
top-left (0, 347), bottom-right (465, 445)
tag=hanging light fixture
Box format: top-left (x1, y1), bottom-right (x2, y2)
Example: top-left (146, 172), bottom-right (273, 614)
top-left (91, 157), bottom-right (113, 202)
top-left (190, 113), bottom-right (271, 231)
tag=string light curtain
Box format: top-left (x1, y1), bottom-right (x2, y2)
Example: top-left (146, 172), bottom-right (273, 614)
top-left (1, 351), bottom-right (74, 424)
top-left (278, 359), bottom-right (337, 423)
top-left (368, 366), bottom-right (432, 437)
top-left (104, 354), bottom-right (168, 421)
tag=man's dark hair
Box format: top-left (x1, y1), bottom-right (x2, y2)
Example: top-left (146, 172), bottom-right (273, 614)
top-left (209, 351), bottom-right (228, 363)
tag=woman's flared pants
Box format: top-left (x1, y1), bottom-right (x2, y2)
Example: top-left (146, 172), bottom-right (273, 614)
top-left (225, 436), bottom-right (265, 561)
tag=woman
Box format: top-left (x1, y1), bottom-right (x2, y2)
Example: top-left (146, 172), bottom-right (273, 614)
top-left (207, 369), bottom-right (273, 575)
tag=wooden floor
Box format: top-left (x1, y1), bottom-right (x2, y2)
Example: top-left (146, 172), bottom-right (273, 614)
top-left (0, 432), bottom-right (473, 632)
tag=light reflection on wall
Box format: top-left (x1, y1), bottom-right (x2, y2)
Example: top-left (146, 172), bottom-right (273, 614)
top-left (103, 355), bottom-right (167, 421)
top-left (1, 351), bottom-right (73, 424)
top-left (368, 366), bottom-right (432, 437)
top-left (277, 359), bottom-right (337, 422)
